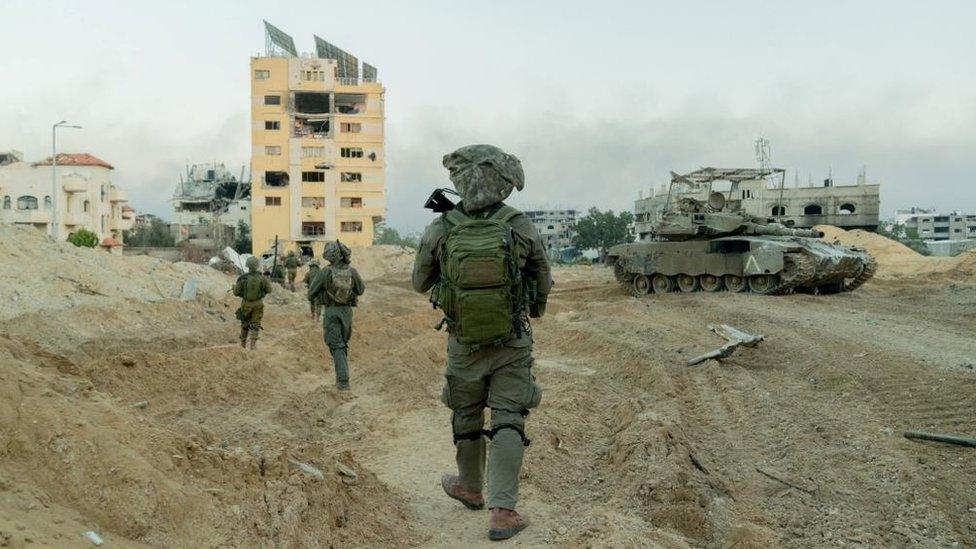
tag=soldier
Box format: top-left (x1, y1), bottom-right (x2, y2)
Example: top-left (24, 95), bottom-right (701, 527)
top-left (412, 144), bottom-right (551, 541)
top-left (233, 256), bottom-right (274, 350)
top-left (284, 250), bottom-right (300, 291)
top-left (308, 240), bottom-right (365, 391)
top-left (303, 259), bottom-right (323, 320)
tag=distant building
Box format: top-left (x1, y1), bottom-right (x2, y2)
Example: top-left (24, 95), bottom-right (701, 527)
top-left (0, 150), bottom-right (133, 244)
top-left (902, 211), bottom-right (976, 255)
top-left (250, 21), bottom-right (386, 257)
top-left (635, 168), bottom-right (880, 240)
top-left (134, 213), bottom-right (162, 227)
top-left (525, 209), bottom-right (578, 258)
top-left (171, 162), bottom-right (250, 247)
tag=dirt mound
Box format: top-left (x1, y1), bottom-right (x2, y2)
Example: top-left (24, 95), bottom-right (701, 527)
top-left (348, 245), bottom-right (415, 281)
top-left (816, 225), bottom-right (973, 280)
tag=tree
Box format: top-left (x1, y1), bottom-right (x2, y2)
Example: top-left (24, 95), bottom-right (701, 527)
top-left (124, 219), bottom-right (175, 247)
top-left (572, 208), bottom-right (635, 261)
top-left (374, 226), bottom-right (419, 249)
top-left (67, 228), bottom-right (98, 248)
top-left (233, 220), bottom-right (252, 254)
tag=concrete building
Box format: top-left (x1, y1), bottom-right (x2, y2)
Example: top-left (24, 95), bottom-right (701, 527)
top-left (635, 168), bottom-right (880, 239)
top-left (171, 162), bottom-right (251, 246)
top-left (0, 150), bottom-right (133, 244)
top-left (903, 212), bottom-right (976, 242)
top-left (250, 22), bottom-right (385, 256)
top-left (525, 209), bottom-right (578, 258)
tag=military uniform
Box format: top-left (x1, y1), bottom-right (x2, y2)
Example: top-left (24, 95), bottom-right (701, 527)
top-left (303, 262), bottom-right (322, 320)
top-left (308, 242), bottom-right (365, 390)
top-left (233, 257), bottom-right (274, 349)
top-left (284, 252), bottom-right (300, 291)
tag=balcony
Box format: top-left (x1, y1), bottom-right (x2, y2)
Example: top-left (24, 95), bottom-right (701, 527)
top-left (11, 210), bottom-right (51, 224)
top-left (109, 187), bottom-right (128, 202)
top-left (62, 181), bottom-right (88, 193)
top-left (61, 212), bottom-right (87, 226)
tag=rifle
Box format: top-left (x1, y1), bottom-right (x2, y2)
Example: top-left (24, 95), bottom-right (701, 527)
top-left (271, 235), bottom-right (279, 281)
top-left (424, 188), bottom-right (459, 213)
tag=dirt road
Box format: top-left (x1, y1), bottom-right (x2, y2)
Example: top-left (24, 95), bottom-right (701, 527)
top-left (1, 230), bottom-right (974, 547)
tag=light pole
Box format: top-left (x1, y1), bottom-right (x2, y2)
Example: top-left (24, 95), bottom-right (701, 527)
top-left (52, 120), bottom-right (82, 240)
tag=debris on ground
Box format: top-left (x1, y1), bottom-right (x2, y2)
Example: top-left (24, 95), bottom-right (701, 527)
top-left (904, 430), bottom-right (976, 448)
top-left (687, 324), bottom-right (765, 365)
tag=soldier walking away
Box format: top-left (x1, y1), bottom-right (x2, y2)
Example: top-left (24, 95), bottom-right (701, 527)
top-left (412, 144), bottom-right (551, 541)
top-left (284, 250), bottom-right (300, 291)
top-left (233, 256), bottom-right (274, 350)
top-left (308, 240), bottom-right (365, 391)
top-left (303, 259), bottom-right (323, 321)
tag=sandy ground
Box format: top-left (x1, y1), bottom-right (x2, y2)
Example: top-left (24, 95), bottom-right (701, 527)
top-left (1, 225), bottom-right (974, 548)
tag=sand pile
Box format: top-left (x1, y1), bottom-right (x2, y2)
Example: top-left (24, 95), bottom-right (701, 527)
top-left (815, 225), bottom-right (971, 279)
top-left (0, 225), bottom-right (235, 321)
top-left (348, 245), bottom-right (415, 281)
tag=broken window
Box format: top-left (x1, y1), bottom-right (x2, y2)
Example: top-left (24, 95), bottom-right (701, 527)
top-left (302, 222), bottom-right (326, 236)
top-left (302, 171), bottom-right (325, 182)
top-left (265, 146), bottom-right (281, 156)
top-left (340, 172), bottom-right (362, 182)
top-left (302, 197), bottom-right (325, 209)
top-left (264, 95), bottom-right (281, 106)
top-left (301, 146), bottom-right (325, 158)
top-left (340, 197), bottom-right (364, 208)
top-left (340, 122), bottom-right (362, 133)
top-left (340, 147), bottom-right (364, 159)
top-left (771, 205), bottom-right (786, 216)
top-left (294, 92), bottom-right (330, 114)
top-left (265, 196), bottom-right (282, 206)
top-left (334, 93), bottom-right (366, 114)
top-left (17, 196), bottom-right (38, 210)
top-left (341, 221), bottom-right (363, 233)
top-left (264, 171), bottom-right (289, 187)
top-left (803, 204), bottom-right (823, 215)
top-left (265, 120), bottom-right (280, 130)
top-left (838, 203), bottom-right (856, 215)
top-left (255, 69), bottom-right (270, 80)
top-left (294, 117), bottom-right (329, 138)
top-left (2, 196), bottom-right (9, 210)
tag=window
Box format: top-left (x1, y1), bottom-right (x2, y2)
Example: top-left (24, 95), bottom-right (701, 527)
top-left (44, 196), bottom-right (52, 210)
top-left (254, 69), bottom-right (270, 80)
top-left (302, 70), bottom-right (325, 81)
top-left (265, 146), bottom-right (281, 156)
top-left (264, 171), bottom-right (289, 187)
top-left (264, 95), bottom-right (281, 106)
top-left (302, 171), bottom-right (325, 182)
top-left (340, 122), bottom-right (362, 133)
top-left (340, 197), bottom-right (363, 208)
top-left (83, 200), bottom-right (90, 213)
top-left (265, 196), bottom-right (282, 206)
top-left (294, 92), bottom-right (330, 114)
top-left (340, 172), bottom-right (362, 182)
top-left (838, 203), bottom-right (856, 215)
top-left (301, 146), bottom-right (325, 158)
top-left (302, 197), bottom-right (325, 208)
top-left (771, 205), bottom-right (786, 216)
top-left (934, 227), bottom-right (949, 233)
top-left (2, 196), bottom-right (9, 210)
top-left (341, 221), bottom-right (363, 233)
top-left (803, 204), bottom-right (823, 215)
top-left (17, 196), bottom-right (38, 210)
top-left (302, 222), bottom-right (326, 236)
top-left (340, 147), bottom-right (364, 158)
top-left (265, 120), bottom-right (280, 130)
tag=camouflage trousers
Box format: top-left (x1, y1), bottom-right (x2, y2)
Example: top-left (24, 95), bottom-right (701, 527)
top-left (323, 306), bottom-right (353, 389)
top-left (441, 339), bottom-right (542, 510)
top-left (238, 300), bottom-right (265, 342)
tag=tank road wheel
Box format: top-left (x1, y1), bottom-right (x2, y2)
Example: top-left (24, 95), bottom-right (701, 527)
top-left (700, 274), bottom-right (724, 292)
top-left (748, 274), bottom-right (779, 294)
top-left (651, 274), bottom-right (676, 294)
top-left (676, 274), bottom-right (700, 293)
top-left (631, 274), bottom-right (651, 297)
top-left (723, 275), bottom-right (747, 293)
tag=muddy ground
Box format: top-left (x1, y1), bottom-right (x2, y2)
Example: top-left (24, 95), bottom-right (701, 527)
top-left (1, 245), bottom-right (974, 547)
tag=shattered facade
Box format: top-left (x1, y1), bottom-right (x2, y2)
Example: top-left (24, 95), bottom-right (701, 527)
top-left (0, 150), bottom-right (133, 245)
top-left (250, 21), bottom-right (386, 256)
top-left (171, 163), bottom-right (251, 244)
top-left (525, 209), bottom-right (579, 258)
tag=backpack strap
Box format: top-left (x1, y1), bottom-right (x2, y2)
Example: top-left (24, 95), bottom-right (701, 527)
top-left (443, 208), bottom-right (469, 229)
top-left (490, 204), bottom-right (522, 224)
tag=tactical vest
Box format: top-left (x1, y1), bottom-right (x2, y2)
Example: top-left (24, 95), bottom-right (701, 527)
top-left (435, 205), bottom-right (524, 345)
top-left (239, 273), bottom-right (267, 302)
top-left (328, 264), bottom-right (356, 305)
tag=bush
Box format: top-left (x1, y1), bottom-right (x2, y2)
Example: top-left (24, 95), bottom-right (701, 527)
top-left (67, 229), bottom-right (98, 248)
top-left (374, 226), bottom-right (419, 249)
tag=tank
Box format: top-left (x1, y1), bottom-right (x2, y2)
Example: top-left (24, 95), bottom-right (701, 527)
top-left (607, 192), bottom-right (876, 297)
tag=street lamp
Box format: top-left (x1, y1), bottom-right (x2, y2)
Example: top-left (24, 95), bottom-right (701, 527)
top-left (52, 120), bottom-right (82, 240)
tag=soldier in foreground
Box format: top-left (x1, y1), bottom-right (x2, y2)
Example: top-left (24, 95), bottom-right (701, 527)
top-left (284, 250), bottom-right (300, 291)
top-left (233, 256), bottom-right (273, 350)
top-left (308, 241), bottom-right (365, 391)
top-left (303, 259), bottom-right (323, 320)
top-left (412, 144), bottom-right (551, 541)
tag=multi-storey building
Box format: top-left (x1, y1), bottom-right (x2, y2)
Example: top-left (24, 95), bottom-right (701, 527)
top-left (250, 22), bottom-right (385, 256)
top-left (904, 212), bottom-right (976, 242)
top-left (0, 150), bottom-right (133, 244)
top-left (525, 209), bottom-right (579, 257)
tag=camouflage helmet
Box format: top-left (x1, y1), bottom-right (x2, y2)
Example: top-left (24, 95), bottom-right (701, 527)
top-left (442, 144), bottom-right (524, 211)
top-left (323, 240), bottom-right (351, 264)
top-left (245, 256), bottom-right (260, 271)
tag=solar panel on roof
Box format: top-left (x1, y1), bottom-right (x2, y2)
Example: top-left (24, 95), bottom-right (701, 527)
top-left (263, 20), bottom-right (297, 56)
top-left (362, 62), bottom-right (377, 82)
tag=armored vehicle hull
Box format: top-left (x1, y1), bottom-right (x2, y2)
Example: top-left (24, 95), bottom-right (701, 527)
top-left (608, 235), bottom-right (876, 296)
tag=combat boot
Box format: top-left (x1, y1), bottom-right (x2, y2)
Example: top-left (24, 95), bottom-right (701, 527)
top-left (488, 508), bottom-right (529, 541)
top-left (440, 473), bottom-right (484, 510)
top-left (248, 330), bottom-right (259, 350)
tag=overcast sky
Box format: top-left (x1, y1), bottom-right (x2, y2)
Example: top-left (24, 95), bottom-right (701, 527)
top-left (2, 0), bottom-right (974, 232)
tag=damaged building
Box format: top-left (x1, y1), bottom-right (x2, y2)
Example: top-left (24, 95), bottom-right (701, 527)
top-left (171, 162), bottom-right (251, 248)
top-left (250, 21), bottom-right (386, 257)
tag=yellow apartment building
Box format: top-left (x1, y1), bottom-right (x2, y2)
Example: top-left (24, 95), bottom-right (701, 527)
top-left (250, 23), bottom-right (385, 257)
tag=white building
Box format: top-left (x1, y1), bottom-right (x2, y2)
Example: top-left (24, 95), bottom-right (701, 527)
top-left (525, 209), bottom-right (579, 257)
top-left (0, 150), bottom-right (133, 246)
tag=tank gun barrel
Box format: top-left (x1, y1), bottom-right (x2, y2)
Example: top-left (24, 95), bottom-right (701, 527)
top-left (749, 225), bottom-right (824, 238)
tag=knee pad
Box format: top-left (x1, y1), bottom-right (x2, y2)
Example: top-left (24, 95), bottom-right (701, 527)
top-left (485, 424), bottom-right (531, 447)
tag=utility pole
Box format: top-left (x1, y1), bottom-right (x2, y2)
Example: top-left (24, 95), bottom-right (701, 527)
top-left (52, 120), bottom-right (82, 240)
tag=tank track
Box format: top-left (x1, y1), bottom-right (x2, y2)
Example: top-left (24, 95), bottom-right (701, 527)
top-left (843, 254), bottom-right (877, 292)
top-left (764, 253), bottom-right (816, 295)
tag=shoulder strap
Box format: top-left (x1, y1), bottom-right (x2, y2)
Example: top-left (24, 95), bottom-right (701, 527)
top-left (443, 209), bottom-right (469, 229)
top-left (490, 204), bottom-right (521, 223)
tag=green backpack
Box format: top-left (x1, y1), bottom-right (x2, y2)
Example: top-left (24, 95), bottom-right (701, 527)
top-left (238, 273), bottom-right (267, 301)
top-left (435, 205), bottom-right (524, 345)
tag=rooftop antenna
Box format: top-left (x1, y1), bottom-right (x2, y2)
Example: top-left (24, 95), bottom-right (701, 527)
top-left (756, 137), bottom-right (786, 219)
